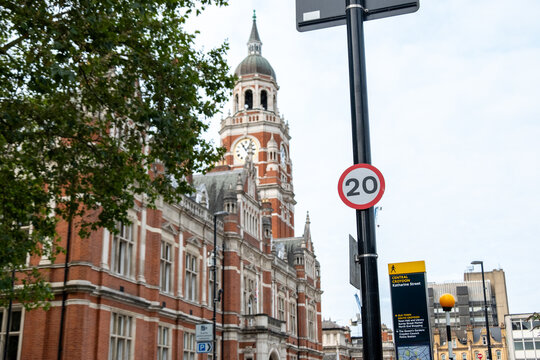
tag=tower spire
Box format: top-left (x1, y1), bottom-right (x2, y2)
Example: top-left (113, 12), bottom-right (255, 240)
top-left (248, 10), bottom-right (262, 55)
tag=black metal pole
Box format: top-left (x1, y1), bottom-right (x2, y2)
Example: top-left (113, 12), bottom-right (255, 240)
top-left (345, 1), bottom-right (383, 359)
top-left (57, 219), bottom-right (73, 360)
top-left (480, 262), bottom-right (493, 360)
top-left (213, 214), bottom-right (217, 360)
top-left (3, 269), bottom-right (15, 360)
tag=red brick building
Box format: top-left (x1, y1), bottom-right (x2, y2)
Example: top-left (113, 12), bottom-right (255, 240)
top-left (4, 15), bottom-right (323, 360)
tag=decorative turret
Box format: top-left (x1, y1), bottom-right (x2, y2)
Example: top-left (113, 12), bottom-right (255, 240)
top-left (220, 12), bottom-right (295, 239)
top-left (303, 212), bottom-right (313, 252)
top-left (247, 10), bottom-right (262, 55)
top-left (234, 11), bottom-right (276, 81)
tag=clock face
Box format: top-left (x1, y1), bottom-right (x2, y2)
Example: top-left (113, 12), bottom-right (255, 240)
top-left (234, 138), bottom-right (257, 161)
top-left (280, 144), bottom-right (287, 165)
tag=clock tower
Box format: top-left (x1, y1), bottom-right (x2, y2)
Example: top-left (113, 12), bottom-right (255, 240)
top-left (219, 12), bottom-right (295, 238)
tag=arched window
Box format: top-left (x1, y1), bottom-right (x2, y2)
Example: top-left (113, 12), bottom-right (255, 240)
top-left (235, 94), bottom-right (239, 112)
top-left (260, 90), bottom-right (268, 110)
top-left (244, 90), bottom-right (253, 110)
top-left (273, 95), bottom-right (276, 111)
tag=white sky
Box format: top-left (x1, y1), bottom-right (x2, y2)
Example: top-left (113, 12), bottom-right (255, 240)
top-left (191, 0), bottom-right (540, 330)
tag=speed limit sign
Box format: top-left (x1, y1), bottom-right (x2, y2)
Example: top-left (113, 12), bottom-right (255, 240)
top-left (338, 163), bottom-right (385, 210)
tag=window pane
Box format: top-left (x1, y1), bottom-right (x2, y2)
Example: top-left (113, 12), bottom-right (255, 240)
top-left (10, 310), bottom-right (21, 332)
top-left (515, 342), bottom-right (524, 350)
top-left (7, 335), bottom-right (19, 359)
top-left (524, 341), bottom-right (534, 350)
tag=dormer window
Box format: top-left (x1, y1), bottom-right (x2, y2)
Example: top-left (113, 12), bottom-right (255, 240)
top-left (261, 90), bottom-right (268, 110)
top-left (244, 90), bottom-right (253, 110)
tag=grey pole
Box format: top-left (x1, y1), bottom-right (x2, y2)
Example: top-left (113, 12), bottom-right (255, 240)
top-left (472, 261), bottom-right (493, 360)
top-left (213, 211), bottom-right (228, 360)
top-left (446, 311), bottom-right (454, 360)
top-left (345, 1), bottom-right (383, 359)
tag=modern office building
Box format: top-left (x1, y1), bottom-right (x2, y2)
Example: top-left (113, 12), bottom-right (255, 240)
top-left (504, 313), bottom-right (540, 360)
top-left (2, 15), bottom-right (324, 360)
top-left (428, 269), bottom-right (509, 342)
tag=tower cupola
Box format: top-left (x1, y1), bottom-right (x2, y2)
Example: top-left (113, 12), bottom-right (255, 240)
top-left (234, 11), bottom-right (276, 80)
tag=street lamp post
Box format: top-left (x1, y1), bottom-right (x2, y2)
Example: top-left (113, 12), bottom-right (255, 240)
top-left (213, 211), bottom-right (228, 360)
top-left (440, 293), bottom-right (456, 360)
top-left (471, 261), bottom-right (492, 360)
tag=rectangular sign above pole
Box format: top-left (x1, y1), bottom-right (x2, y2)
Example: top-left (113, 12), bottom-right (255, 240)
top-left (296, 0), bottom-right (419, 32)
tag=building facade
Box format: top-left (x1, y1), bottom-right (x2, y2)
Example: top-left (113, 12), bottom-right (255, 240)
top-left (432, 326), bottom-right (508, 360)
top-left (3, 15), bottom-right (323, 360)
top-left (428, 269), bottom-right (509, 360)
top-left (428, 269), bottom-right (509, 342)
top-left (320, 319), bottom-right (395, 360)
top-left (504, 313), bottom-right (540, 360)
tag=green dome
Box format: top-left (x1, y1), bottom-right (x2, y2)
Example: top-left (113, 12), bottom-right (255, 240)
top-left (234, 12), bottom-right (276, 80)
top-left (234, 54), bottom-right (276, 80)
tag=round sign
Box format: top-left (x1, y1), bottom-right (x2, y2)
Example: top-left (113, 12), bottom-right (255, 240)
top-left (477, 354), bottom-right (483, 360)
top-left (338, 163), bottom-right (385, 210)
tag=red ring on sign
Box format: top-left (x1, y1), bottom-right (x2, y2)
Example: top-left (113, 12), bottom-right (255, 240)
top-left (337, 163), bottom-right (385, 210)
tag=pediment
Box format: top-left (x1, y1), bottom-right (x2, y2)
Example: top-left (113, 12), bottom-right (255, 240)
top-left (161, 222), bottom-right (178, 235)
top-left (186, 236), bottom-right (201, 247)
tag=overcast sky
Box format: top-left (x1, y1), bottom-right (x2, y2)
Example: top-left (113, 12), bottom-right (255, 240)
top-left (191, 0), bottom-right (540, 330)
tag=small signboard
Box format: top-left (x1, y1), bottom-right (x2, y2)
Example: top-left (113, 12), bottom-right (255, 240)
top-left (477, 354), bottom-right (483, 360)
top-left (338, 163), bottom-right (385, 210)
top-left (196, 341), bottom-right (213, 354)
top-left (388, 261), bottom-right (433, 360)
top-left (195, 324), bottom-right (213, 342)
top-left (296, 0), bottom-right (420, 32)
top-left (349, 235), bottom-right (362, 290)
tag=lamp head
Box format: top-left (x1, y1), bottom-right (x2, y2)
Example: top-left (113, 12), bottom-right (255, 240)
top-left (471, 260), bottom-right (483, 265)
top-left (214, 211), bottom-right (229, 217)
top-left (439, 293), bottom-right (456, 311)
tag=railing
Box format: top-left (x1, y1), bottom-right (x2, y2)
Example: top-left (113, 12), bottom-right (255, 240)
top-left (180, 196), bottom-right (224, 229)
top-left (243, 314), bottom-right (286, 333)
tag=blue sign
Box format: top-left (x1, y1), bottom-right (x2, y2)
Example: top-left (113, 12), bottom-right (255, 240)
top-left (196, 342), bottom-right (213, 354)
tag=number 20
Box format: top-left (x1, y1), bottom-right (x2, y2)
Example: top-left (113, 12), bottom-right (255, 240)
top-left (346, 176), bottom-right (378, 196)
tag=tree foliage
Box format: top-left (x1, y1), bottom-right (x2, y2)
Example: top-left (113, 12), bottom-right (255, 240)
top-left (0, 0), bottom-right (234, 308)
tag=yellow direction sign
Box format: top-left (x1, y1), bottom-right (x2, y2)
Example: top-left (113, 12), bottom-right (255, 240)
top-left (388, 260), bottom-right (425, 275)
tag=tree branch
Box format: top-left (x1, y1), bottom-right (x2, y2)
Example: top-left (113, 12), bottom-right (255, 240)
top-left (0, 33), bottom-right (29, 54)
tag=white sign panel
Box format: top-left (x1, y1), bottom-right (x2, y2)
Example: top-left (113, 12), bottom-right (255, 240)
top-left (338, 163), bottom-right (385, 210)
top-left (195, 324), bottom-right (213, 342)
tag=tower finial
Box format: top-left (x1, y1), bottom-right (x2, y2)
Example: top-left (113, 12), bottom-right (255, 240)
top-left (247, 11), bottom-right (262, 55)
